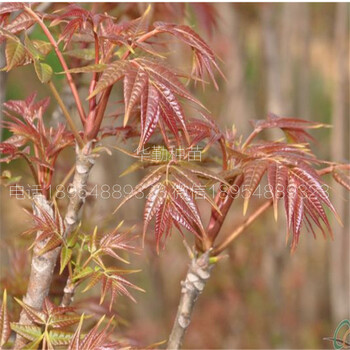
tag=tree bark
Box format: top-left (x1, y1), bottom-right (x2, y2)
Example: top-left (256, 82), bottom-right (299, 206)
top-left (14, 194), bottom-right (57, 349)
top-left (60, 276), bottom-right (76, 307)
top-left (167, 250), bottom-right (213, 350)
top-left (14, 142), bottom-right (95, 349)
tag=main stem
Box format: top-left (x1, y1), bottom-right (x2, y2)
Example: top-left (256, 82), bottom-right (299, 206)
top-left (14, 195), bottom-right (56, 349)
top-left (167, 200), bottom-right (272, 349)
top-left (167, 250), bottom-right (213, 350)
top-left (14, 143), bottom-right (95, 349)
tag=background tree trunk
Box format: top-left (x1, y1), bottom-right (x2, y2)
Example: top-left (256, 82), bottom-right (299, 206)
top-left (217, 3), bottom-right (252, 137)
top-left (329, 2), bottom-right (350, 324)
top-left (0, 44), bottom-right (6, 141)
top-left (260, 4), bottom-right (289, 344)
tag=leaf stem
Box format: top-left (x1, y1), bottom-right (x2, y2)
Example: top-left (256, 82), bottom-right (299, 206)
top-left (219, 136), bottom-right (228, 171)
top-left (206, 175), bottom-right (243, 245)
top-left (49, 81), bottom-right (84, 148)
top-left (24, 6), bottom-right (87, 124)
top-left (85, 87), bottom-right (112, 140)
top-left (51, 164), bottom-right (75, 200)
top-left (21, 152), bottom-right (39, 186)
top-left (317, 163), bottom-right (350, 176)
top-left (213, 200), bottom-right (273, 255)
top-left (88, 32), bottom-right (99, 112)
top-left (86, 29), bottom-right (160, 140)
top-left (241, 128), bottom-right (262, 149)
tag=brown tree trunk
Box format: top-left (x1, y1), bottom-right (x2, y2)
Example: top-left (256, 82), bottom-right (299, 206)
top-left (167, 251), bottom-right (212, 350)
top-left (329, 2), bottom-right (350, 324)
top-left (0, 43), bottom-right (6, 141)
top-left (260, 4), bottom-right (290, 344)
top-left (217, 3), bottom-right (252, 136)
top-left (15, 195), bottom-right (58, 348)
top-left (15, 143), bottom-right (95, 348)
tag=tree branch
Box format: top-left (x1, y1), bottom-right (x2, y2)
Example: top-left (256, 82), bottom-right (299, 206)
top-left (60, 276), bottom-right (76, 307)
top-left (213, 200), bottom-right (273, 255)
top-left (49, 81), bottom-right (84, 148)
top-left (168, 199), bottom-right (273, 349)
top-left (206, 174), bottom-right (243, 244)
top-left (167, 250), bottom-right (213, 350)
top-left (14, 142), bottom-right (95, 349)
top-left (63, 142), bottom-right (95, 233)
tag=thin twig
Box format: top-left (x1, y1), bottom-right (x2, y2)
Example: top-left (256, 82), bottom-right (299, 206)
top-left (219, 136), bottom-right (228, 171)
top-left (323, 337), bottom-right (350, 347)
top-left (51, 164), bottom-right (75, 200)
top-left (49, 81), bottom-right (84, 148)
top-left (21, 153), bottom-right (39, 186)
top-left (206, 174), bottom-right (243, 244)
top-left (89, 32), bottom-right (100, 112)
top-left (241, 128), bottom-right (262, 149)
top-left (85, 86), bottom-right (112, 140)
top-left (318, 163), bottom-right (350, 176)
top-left (60, 276), bottom-right (76, 307)
top-left (213, 200), bottom-right (273, 255)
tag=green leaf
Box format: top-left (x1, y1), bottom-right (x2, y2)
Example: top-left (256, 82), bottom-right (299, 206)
top-left (64, 48), bottom-right (95, 60)
top-left (24, 34), bottom-right (44, 60)
top-left (34, 61), bottom-right (53, 84)
top-left (67, 222), bottom-right (81, 248)
top-left (1, 170), bottom-right (22, 186)
top-left (120, 161), bottom-right (145, 177)
top-left (32, 40), bottom-right (52, 56)
top-left (114, 45), bottom-right (133, 59)
top-left (60, 247), bottom-right (72, 274)
top-left (57, 63), bottom-right (107, 74)
top-left (82, 272), bottom-right (104, 293)
top-left (50, 314), bottom-right (83, 329)
top-left (48, 330), bottom-right (74, 346)
top-left (21, 334), bottom-right (44, 350)
top-left (10, 323), bottom-right (42, 341)
top-left (72, 266), bottom-right (94, 281)
top-left (0, 290), bottom-right (11, 346)
top-left (5, 39), bottom-right (26, 71)
top-left (89, 226), bottom-right (98, 253)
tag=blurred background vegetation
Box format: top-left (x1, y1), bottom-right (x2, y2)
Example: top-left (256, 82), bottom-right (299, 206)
top-left (0, 3), bottom-right (349, 348)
